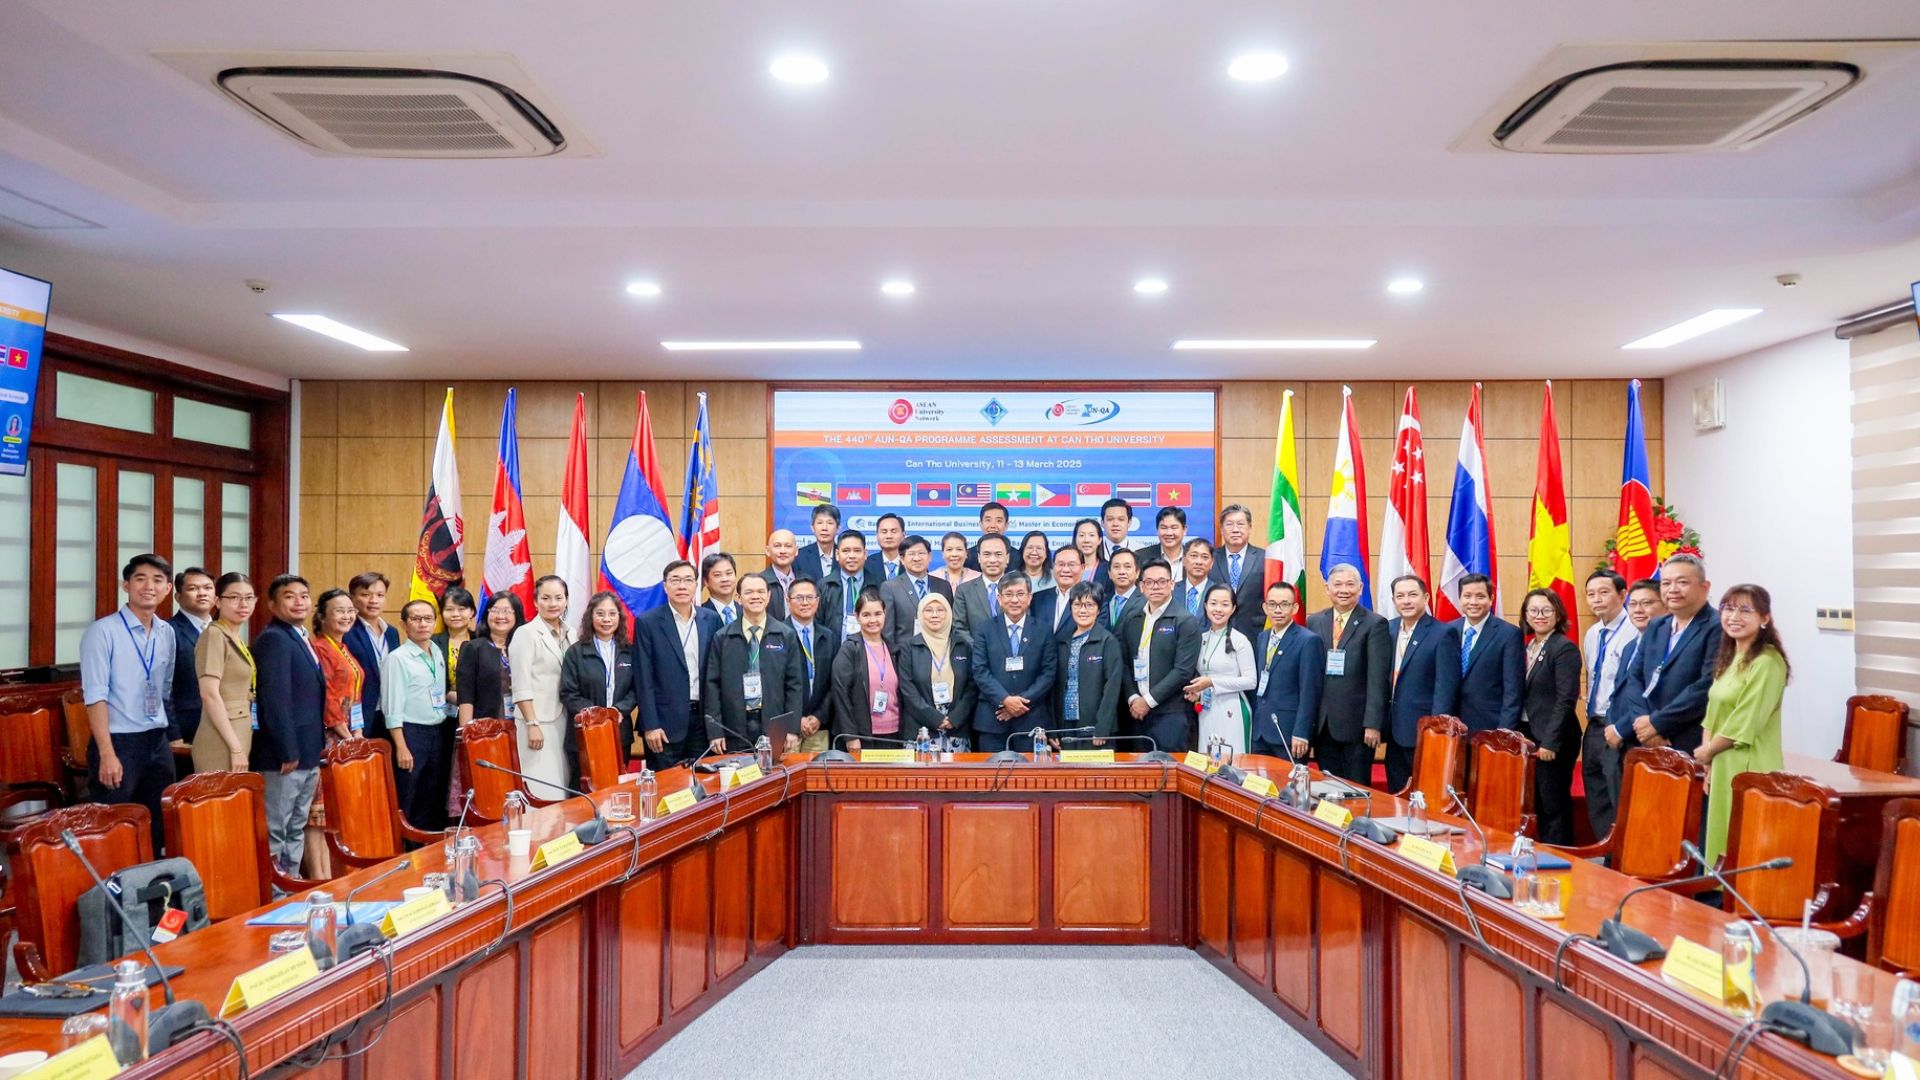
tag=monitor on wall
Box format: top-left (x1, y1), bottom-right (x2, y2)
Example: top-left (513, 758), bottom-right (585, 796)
top-left (0, 266), bottom-right (51, 477)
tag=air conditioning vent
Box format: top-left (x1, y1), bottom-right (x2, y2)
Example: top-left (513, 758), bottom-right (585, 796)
top-left (217, 67), bottom-right (564, 158)
top-left (1495, 61), bottom-right (1860, 154)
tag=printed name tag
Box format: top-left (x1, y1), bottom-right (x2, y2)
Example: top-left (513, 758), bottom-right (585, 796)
top-left (658, 787), bottom-right (698, 816)
top-left (381, 890), bottom-right (452, 936)
top-left (1241, 774), bottom-right (1280, 798)
top-left (871, 690), bottom-right (889, 714)
top-left (731, 762), bottom-right (764, 785)
top-left (530, 831), bottom-right (584, 870)
top-left (349, 703), bottom-right (365, 731)
top-left (1397, 835), bottom-right (1457, 876)
top-left (220, 946), bottom-right (321, 1018)
top-left (1313, 801), bottom-right (1354, 829)
top-left (1659, 936), bottom-right (1732, 1003)
top-left (860, 748), bottom-right (915, 763)
top-left (1134, 656), bottom-right (1149, 680)
top-left (742, 672), bottom-right (763, 705)
top-left (1182, 750), bottom-right (1219, 773)
top-left (1257, 672), bottom-right (1269, 696)
top-left (932, 682), bottom-right (953, 705)
top-left (1005, 655), bottom-right (1024, 672)
top-left (1060, 749), bottom-right (1115, 763)
top-left (250, 701), bottom-right (259, 730)
top-left (1326, 650), bottom-right (1347, 676)
top-left (17, 1035), bottom-right (121, 1079)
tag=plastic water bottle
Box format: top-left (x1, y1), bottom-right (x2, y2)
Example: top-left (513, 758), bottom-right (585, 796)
top-left (915, 727), bottom-right (933, 764)
top-left (306, 889), bottom-right (338, 964)
top-left (1031, 727), bottom-right (1051, 762)
top-left (1409, 790), bottom-right (1430, 837)
top-left (1508, 836), bottom-right (1536, 910)
top-left (637, 768), bottom-right (658, 823)
top-left (108, 959), bottom-right (148, 1064)
top-left (754, 734), bottom-right (774, 773)
top-left (1289, 763), bottom-right (1311, 807)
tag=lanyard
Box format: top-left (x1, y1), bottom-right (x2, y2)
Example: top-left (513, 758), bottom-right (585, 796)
top-left (865, 640), bottom-right (889, 681)
top-left (596, 636), bottom-right (617, 704)
top-left (416, 642), bottom-right (441, 684)
top-left (676, 615), bottom-right (697, 655)
top-left (116, 610), bottom-right (157, 682)
top-left (796, 626), bottom-right (815, 678)
top-left (930, 644), bottom-right (949, 677)
top-left (1201, 630), bottom-right (1227, 669)
top-left (218, 624), bottom-right (257, 697)
top-left (324, 635), bottom-right (363, 700)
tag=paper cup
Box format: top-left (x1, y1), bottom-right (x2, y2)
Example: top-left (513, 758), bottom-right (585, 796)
top-left (718, 764), bottom-right (738, 789)
top-left (507, 828), bottom-right (532, 856)
top-left (402, 886), bottom-right (434, 903)
top-left (0, 1051), bottom-right (50, 1078)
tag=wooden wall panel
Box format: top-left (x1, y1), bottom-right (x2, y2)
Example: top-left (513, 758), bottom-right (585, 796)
top-left (527, 909), bottom-right (585, 1080)
top-left (1053, 802), bottom-right (1150, 929)
top-left (1631, 1048), bottom-right (1692, 1080)
top-left (831, 802), bottom-right (928, 929)
top-left (1271, 847), bottom-right (1313, 1015)
top-left (453, 950), bottom-right (518, 1080)
top-left (1196, 813), bottom-right (1230, 955)
top-left (616, 869), bottom-right (665, 1051)
top-left (1316, 872), bottom-right (1366, 1057)
top-left (668, 846), bottom-right (711, 1013)
top-left (712, 829), bottom-right (751, 979)
top-left (1461, 952), bottom-right (1524, 1080)
top-left (1540, 998), bottom-right (1615, 1080)
top-left (943, 803), bottom-right (1039, 928)
top-left (752, 810), bottom-right (789, 950)
top-left (363, 990), bottom-right (440, 1080)
top-left (1393, 913), bottom-right (1450, 1080)
top-left (1232, 829), bottom-right (1271, 985)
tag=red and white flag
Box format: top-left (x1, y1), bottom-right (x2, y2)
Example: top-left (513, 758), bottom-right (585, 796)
top-left (875, 482), bottom-right (912, 507)
top-left (555, 393), bottom-right (593, 628)
top-left (1375, 386), bottom-right (1431, 608)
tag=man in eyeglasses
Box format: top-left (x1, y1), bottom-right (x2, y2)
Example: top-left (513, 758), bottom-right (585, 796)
top-left (1608, 553), bottom-right (1722, 755)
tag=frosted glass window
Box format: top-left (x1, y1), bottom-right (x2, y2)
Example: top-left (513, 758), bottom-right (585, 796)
top-left (117, 471), bottom-right (155, 572)
top-left (54, 372), bottom-right (154, 434)
top-left (221, 482), bottom-right (250, 577)
top-left (173, 477), bottom-right (205, 574)
top-left (55, 463), bottom-right (97, 662)
top-left (0, 472), bottom-right (28, 668)
top-left (174, 398), bottom-right (251, 450)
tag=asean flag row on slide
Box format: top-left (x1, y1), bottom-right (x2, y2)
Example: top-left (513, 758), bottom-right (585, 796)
top-left (794, 480), bottom-right (1192, 509)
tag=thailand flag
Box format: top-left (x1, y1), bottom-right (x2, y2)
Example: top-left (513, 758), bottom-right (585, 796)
top-left (1115, 482), bottom-right (1153, 506)
top-left (480, 388), bottom-right (534, 615)
top-left (1435, 384), bottom-right (1498, 620)
top-left (600, 391), bottom-right (680, 621)
top-left (678, 392), bottom-right (722, 570)
top-left (1319, 386), bottom-right (1373, 609)
top-left (1035, 483), bottom-right (1070, 507)
top-left (1074, 482), bottom-right (1111, 507)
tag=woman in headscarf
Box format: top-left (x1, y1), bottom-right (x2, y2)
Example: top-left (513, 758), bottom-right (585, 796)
top-left (897, 591), bottom-right (977, 748)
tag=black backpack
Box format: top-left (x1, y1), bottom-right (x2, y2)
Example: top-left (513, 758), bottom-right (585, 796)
top-left (76, 858), bottom-right (210, 968)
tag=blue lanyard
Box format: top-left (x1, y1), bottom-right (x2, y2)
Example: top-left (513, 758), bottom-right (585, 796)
top-left (116, 610), bottom-right (156, 681)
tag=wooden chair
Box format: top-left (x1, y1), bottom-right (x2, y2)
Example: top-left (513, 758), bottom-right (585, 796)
top-left (1836, 695), bottom-right (1910, 775)
top-left (1722, 772), bottom-right (1872, 935)
top-left (0, 707), bottom-right (69, 801)
top-left (1467, 729), bottom-right (1536, 838)
top-left (60, 690), bottom-right (92, 795)
top-left (4, 803), bottom-right (152, 978)
top-left (574, 707), bottom-right (626, 793)
top-left (1565, 747), bottom-right (1705, 882)
top-left (162, 772), bottom-right (323, 920)
top-left (1396, 715), bottom-right (1467, 810)
top-left (1867, 798), bottom-right (1920, 978)
top-left (317, 737), bottom-right (442, 870)
top-left (457, 718), bottom-right (556, 823)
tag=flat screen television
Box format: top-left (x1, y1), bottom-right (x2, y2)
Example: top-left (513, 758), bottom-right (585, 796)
top-left (0, 266), bottom-right (51, 477)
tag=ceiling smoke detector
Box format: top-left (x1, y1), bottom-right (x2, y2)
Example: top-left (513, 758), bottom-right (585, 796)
top-left (217, 66), bottom-right (565, 158)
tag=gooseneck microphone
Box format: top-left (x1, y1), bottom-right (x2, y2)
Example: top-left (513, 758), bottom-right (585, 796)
top-left (1443, 785), bottom-right (1513, 900)
top-left (1589, 855), bottom-right (1785, 963)
top-left (1091, 733), bottom-right (1174, 764)
top-left (476, 761), bottom-right (606, 844)
top-left (61, 830), bottom-right (211, 1055)
top-left (331, 857), bottom-right (416, 961)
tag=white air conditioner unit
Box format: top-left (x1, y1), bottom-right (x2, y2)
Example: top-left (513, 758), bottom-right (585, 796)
top-left (217, 67), bottom-right (564, 158)
top-left (1495, 61), bottom-right (1858, 153)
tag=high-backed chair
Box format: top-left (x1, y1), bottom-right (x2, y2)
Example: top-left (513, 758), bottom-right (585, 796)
top-left (1836, 695), bottom-right (1910, 775)
top-left (1723, 772), bottom-right (1871, 935)
top-left (1396, 715), bottom-right (1467, 810)
top-left (0, 706), bottom-right (69, 802)
top-left (162, 772), bottom-right (323, 919)
top-left (457, 718), bottom-right (556, 822)
top-left (1467, 729), bottom-right (1535, 838)
top-left (4, 804), bottom-right (152, 978)
top-left (318, 737), bottom-right (442, 870)
top-left (574, 707), bottom-right (626, 793)
top-left (1868, 798), bottom-right (1920, 978)
top-left (1565, 747), bottom-right (1705, 882)
top-left (60, 690), bottom-right (92, 796)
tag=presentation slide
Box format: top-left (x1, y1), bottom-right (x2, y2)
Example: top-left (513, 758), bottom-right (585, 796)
top-left (769, 389), bottom-right (1218, 549)
top-left (0, 267), bottom-right (51, 478)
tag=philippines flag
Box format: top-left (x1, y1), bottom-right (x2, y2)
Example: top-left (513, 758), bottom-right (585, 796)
top-left (678, 391), bottom-right (722, 570)
top-left (1319, 386), bottom-right (1373, 609)
top-left (1074, 482), bottom-right (1111, 507)
top-left (600, 391), bottom-right (680, 621)
top-left (479, 388), bottom-right (534, 616)
top-left (837, 484), bottom-right (873, 505)
top-left (1035, 483), bottom-right (1071, 508)
top-left (1611, 379), bottom-right (1659, 583)
top-left (555, 393), bottom-right (593, 629)
top-left (955, 483), bottom-right (990, 507)
top-left (1375, 386), bottom-right (1430, 609)
top-left (1115, 482), bottom-right (1153, 506)
top-left (876, 482), bottom-right (912, 507)
top-left (916, 483), bottom-right (952, 507)
top-left (1435, 384), bottom-right (1498, 621)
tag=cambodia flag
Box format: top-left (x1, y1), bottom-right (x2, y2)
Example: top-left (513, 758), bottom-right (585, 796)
top-left (479, 388), bottom-right (533, 616)
top-left (600, 391), bottom-right (680, 621)
top-left (1435, 384), bottom-right (1498, 621)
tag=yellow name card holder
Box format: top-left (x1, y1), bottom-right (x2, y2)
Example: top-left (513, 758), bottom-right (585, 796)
top-left (730, 762), bottom-right (764, 786)
top-left (1313, 800), bottom-right (1355, 829)
top-left (1059, 749), bottom-right (1115, 763)
top-left (381, 889), bottom-right (452, 937)
top-left (16, 1034), bottom-right (122, 1079)
top-left (1659, 936), bottom-right (1758, 1008)
top-left (1182, 751), bottom-right (1221, 773)
top-left (530, 831), bottom-right (584, 871)
top-left (220, 945), bottom-right (321, 1018)
top-left (859, 748), bottom-right (915, 763)
top-left (1241, 774), bottom-right (1279, 798)
top-left (1397, 834), bottom-right (1457, 876)
top-left (658, 787), bottom-right (698, 817)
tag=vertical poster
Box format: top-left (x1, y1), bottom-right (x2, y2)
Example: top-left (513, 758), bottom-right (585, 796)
top-left (0, 267), bottom-right (51, 477)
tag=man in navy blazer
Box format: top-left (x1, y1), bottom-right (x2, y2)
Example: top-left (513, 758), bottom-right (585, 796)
top-left (1450, 573), bottom-right (1522, 733)
top-left (1383, 575), bottom-right (1460, 794)
top-left (1609, 554), bottom-right (1723, 755)
top-left (344, 571), bottom-right (400, 742)
top-left (793, 504), bottom-right (842, 583)
top-left (1028, 546), bottom-right (1090, 646)
top-left (635, 560), bottom-right (722, 769)
top-left (969, 575), bottom-right (1058, 753)
top-left (166, 566), bottom-right (215, 745)
top-left (1249, 582), bottom-right (1327, 762)
top-left (1207, 504), bottom-right (1268, 642)
top-left (253, 574), bottom-right (328, 875)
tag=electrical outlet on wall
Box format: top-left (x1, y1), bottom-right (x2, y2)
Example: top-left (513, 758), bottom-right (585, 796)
top-left (1814, 607), bottom-right (1856, 632)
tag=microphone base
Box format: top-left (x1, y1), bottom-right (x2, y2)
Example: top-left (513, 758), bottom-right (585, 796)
top-left (1349, 818), bottom-right (1400, 845)
top-left (1761, 999), bottom-right (1857, 1057)
top-left (1459, 864), bottom-right (1514, 900)
top-left (148, 1000), bottom-right (212, 1054)
top-left (1597, 918), bottom-right (1666, 963)
top-left (813, 749), bottom-right (856, 763)
top-left (1212, 764), bottom-right (1247, 786)
top-left (688, 781), bottom-right (710, 802)
top-left (986, 749), bottom-right (1028, 764)
top-left (1138, 750), bottom-right (1177, 763)
top-left (337, 921), bottom-right (388, 961)
top-left (573, 818), bottom-right (608, 846)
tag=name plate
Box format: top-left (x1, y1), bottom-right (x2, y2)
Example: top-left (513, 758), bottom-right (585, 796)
top-left (731, 762), bottom-right (764, 785)
top-left (1659, 936), bottom-right (1729, 1002)
top-left (381, 889), bottom-right (452, 937)
top-left (1313, 800), bottom-right (1355, 829)
top-left (220, 945), bottom-right (321, 1018)
top-left (1059, 749), bottom-right (1115, 763)
top-left (658, 787), bottom-right (698, 817)
top-left (1889, 1053), bottom-right (1919, 1080)
top-left (1182, 751), bottom-right (1220, 773)
top-left (1397, 834), bottom-right (1457, 876)
top-left (17, 1035), bottom-right (120, 1080)
top-left (1240, 774), bottom-right (1279, 798)
top-left (530, 831), bottom-right (584, 870)
top-left (859, 748), bottom-right (915, 763)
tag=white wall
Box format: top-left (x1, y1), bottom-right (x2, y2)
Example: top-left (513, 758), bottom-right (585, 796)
top-left (1663, 331), bottom-right (1855, 757)
top-left (49, 315), bottom-right (289, 390)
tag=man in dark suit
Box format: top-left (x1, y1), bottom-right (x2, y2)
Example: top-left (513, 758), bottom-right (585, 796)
top-left (969, 575), bottom-right (1058, 753)
top-left (783, 577), bottom-right (839, 752)
top-left (1176, 537), bottom-right (1214, 619)
top-left (635, 559), bottom-right (723, 769)
top-left (865, 513), bottom-right (907, 583)
top-left (1093, 497), bottom-right (1137, 588)
top-left (1250, 582), bottom-right (1327, 762)
top-left (166, 566), bottom-right (215, 746)
top-left (964, 501), bottom-right (1012, 571)
top-left (1307, 563), bottom-right (1391, 785)
top-left (700, 552), bottom-right (741, 623)
top-left (1100, 548), bottom-right (1146, 633)
top-left (344, 571), bottom-right (400, 743)
top-left (881, 534), bottom-right (953, 650)
top-left (793, 503), bottom-right (842, 583)
top-left (1451, 573), bottom-right (1523, 733)
top-left (952, 533), bottom-right (1014, 643)
top-left (1029, 546), bottom-right (1088, 643)
top-left (1136, 506), bottom-right (1188, 573)
top-left (702, 575), bottom-right (807, 751)
top-left (253, 574), bottom-right (328, 876)
top-left (1609, 555), bottom-right (1723, 755)
top-left (759, 528), bottom-right (802, 623)
top-left (1119, 559), bottom-right (1203, 753)
top-left (818, 529), bottom-right (883, 639)
top-left (1208, 505), bottom-right (1267, 641)
top-left (1383, 574), bottom-right (1459, 794)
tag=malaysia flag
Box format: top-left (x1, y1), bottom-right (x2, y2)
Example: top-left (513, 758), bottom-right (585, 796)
top-left (955, 482), bottom-right (990, 507)
top-left (916, 483), bottom-right (952, 507)
top-left (1035, 483), bottom-right (1070, 507)
top-left (1156, 483), bottom-right (1192, 507)
top-left (876, 482), bottom-right (912, 506)
top-left (837, 484), bottom-right (872, 505)
top-left (1115, 482), bottom-right (1153, 506)
top-left (1074, 482), bottom-right (1111, 507)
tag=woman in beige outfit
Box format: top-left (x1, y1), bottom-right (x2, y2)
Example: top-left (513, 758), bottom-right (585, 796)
top-left (192, 572), bottom-right (258, 773)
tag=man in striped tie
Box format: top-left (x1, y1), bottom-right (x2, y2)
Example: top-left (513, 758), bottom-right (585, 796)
top-left (881, 534), bottom-right (952, 650)
top-left (1209, 504), bottom-right (1268, 641)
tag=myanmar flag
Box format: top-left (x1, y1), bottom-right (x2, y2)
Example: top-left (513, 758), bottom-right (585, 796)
top-left (1262, 389), bottom-right (1307, 626)
top-left (1526, 382), bottom-right (1576, 640)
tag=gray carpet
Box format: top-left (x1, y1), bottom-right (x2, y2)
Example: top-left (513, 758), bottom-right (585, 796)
top-left (626, 945), bottom-right (1349, 1080)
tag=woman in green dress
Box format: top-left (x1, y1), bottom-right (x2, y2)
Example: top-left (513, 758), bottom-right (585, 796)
top-left (1696, 584), bottom-right (1790, 864)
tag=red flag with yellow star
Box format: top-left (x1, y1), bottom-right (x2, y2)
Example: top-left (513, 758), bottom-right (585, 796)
top-left (1526, 382), bottom-right (1577, 640)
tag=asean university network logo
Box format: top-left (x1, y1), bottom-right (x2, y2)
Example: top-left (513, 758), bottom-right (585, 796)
top-left (980, 398), bottom-right (1008, 426)
top-left (888, 398), bottom-right (914, 424)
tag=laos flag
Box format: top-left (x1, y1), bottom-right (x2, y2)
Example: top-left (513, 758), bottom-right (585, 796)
top-left (600, 391), bottom-right (680, 620)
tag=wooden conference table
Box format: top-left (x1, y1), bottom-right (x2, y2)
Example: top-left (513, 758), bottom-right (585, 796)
top-left (0, 752), bottom-right (1898, 1080)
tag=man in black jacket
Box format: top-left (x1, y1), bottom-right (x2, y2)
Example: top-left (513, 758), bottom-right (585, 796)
top-left (166, 566), bottom-right (215, 746)
top-left (969, 575), bottom-right (1058, 752)
top-left (253, 574), bottom-right (327, 876)
top-left (783, 577), bottom-right (839, 752)
top-left (702, 574), bottom-right (806, 751)
top-left (1119, 560), bottom-right (1202, 754)
top-left (1306, 563), bottom-right (1390, 786)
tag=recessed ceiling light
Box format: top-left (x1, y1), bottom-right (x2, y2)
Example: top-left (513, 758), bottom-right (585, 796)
top-left (1387, 277), bottom-right (1424, 295)
top-left (1133, 278), bottom-right (1170, 295)
top-left (1620, 308), bottom-right (1761, 350)
top-left (1173, 339), bottom-right (1374, 351)
top-left (625, 281), bottom-right (663, 298)
top-left (770, 55), bottom-right (831, 85)
top-left (880, 280), bottom-right (915, 297)
top-left (1227, 52), bottom-right (1290, 82)
top-left (661, 340), bottom-right (862, 352)
top-left (271, 313), bottom-right (407, 352)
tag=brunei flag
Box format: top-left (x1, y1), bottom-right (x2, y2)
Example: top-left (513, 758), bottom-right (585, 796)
top-left (409, 389), bottom-right (465, 617)
top-left (1526, 382), bottom-right (1577, 640)
top-left (1611, 379), bottom-right (1659, 583)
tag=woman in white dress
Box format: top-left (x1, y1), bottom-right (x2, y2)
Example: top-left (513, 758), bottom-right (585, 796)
top-left (508, 574), bottom-right (576, 798)
top-left (1186, 582), bottom-right (1258, 755)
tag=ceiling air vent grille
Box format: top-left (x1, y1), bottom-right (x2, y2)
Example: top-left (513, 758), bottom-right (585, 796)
top-left (1496, 61), bottom-right (1860, 153)
top-left (217, 67), bottom-right (564, 158)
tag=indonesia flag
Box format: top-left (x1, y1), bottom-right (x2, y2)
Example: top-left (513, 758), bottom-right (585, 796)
top-left (876, 482), bottom-right (912, 507)
top-left (1375, 386), bottom-right (1430, 609)
top-left (555, 393), bottom-right (593, 628)
top-left (480, 388), bottom-right (534, 615)
top-left (1611, 379), bottom-right (1658, 583)
top-left (678, 392), bottom-right (722, 570)
top-left (600, 391), bottom-right (680, 621)
top-left (1435, 384), bottom-right (1498, 621)
top-left (1319, 386), bottom-right (1373, 609)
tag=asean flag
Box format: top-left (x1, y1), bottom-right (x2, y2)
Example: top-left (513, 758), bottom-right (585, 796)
top-left (600, 392), bottom-right (680, 621)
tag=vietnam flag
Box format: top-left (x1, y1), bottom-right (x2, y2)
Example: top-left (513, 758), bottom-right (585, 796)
top-left (1611, 379), bottom-right (1658, 584)
top-left (1526, 382), bottom-right (1577, 640)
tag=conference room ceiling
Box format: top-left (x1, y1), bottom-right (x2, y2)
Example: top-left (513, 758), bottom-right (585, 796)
top-left (1, 1), bottom-right (1918, 382)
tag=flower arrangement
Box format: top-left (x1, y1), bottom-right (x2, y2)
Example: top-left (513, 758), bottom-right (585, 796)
top-left (1598, 496), bottom-right (1702, 572)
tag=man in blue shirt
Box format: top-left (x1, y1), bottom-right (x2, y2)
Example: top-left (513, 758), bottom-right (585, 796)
top-left (79, 553), bottom-right (178, 852)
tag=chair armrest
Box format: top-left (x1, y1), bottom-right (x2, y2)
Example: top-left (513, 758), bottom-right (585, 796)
top-left (11, 940), bottom-right (49, 984)
top-left (324, 831), bottom-right (387, 871)
top-left (271, 866), bottom-right (330, 894)
top-left (399, 819), bottom-right (446, 846)
top-left (1811, 893), bottom-right (1873, 941)
top-left (1558, 838), bottom-right (1610, 861)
